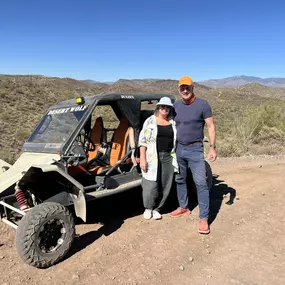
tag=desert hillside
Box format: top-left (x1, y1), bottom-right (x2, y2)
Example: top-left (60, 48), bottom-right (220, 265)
top-left (0, 75), bottom-right (285, 163)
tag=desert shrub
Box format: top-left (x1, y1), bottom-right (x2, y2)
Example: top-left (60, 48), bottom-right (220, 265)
top-left (250, 143), bottom-right (284, 156)
top-left (216, 137), bottom-right (247, 157)
top-left (213, 101), bottom-right (285, 156)
top-left (0, 89), bottom-right (8, 96)
top-left (0, 112), bottom-right (11, 120)
top-left (16, 128), bottom-right (31, 141)
top-left (259, 103), bottom-right (285, 131)
top-left (231, 109), bottom-right (262, 144)
top-left (62, 90), bottom-right (74, 98)
top-left (15, 87), bottom-right (25, 94)
top-left (254, 126), bottom-right (285, 144)
top-left (227, 103), bottom-right (285, 143)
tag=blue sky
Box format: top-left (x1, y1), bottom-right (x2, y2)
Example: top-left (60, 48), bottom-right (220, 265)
top-left (0, 0), bottom-right (284, 81)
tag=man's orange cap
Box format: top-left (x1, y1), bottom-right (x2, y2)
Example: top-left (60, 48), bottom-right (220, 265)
top-left (178, 76), bottom-right (193, 86)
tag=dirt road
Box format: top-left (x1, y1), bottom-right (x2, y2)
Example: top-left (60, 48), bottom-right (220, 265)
top-left (1, 157), bottom-right (285, 285)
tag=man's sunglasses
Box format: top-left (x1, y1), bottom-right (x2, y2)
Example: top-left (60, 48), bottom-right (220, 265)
top-left (179, 86), bottom-right (193, 92)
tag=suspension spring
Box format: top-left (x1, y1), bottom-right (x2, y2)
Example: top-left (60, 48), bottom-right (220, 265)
top-left (15, 184), bottom-right (29, 212)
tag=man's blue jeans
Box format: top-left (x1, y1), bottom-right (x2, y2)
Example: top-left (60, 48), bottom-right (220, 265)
top-left (175, 143), bottom-right (209, 219)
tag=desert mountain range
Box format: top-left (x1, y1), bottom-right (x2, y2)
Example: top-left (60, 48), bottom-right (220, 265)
top-left (84, 75), bottom-right (285, 88)
top-left (198, 75), bottom-right (285, 88)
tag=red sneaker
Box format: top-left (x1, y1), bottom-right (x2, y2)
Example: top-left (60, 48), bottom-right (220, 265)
top-left (169, 207), bottom-right (191, 217)
top-left (198, 218), bottom-right (210, 234)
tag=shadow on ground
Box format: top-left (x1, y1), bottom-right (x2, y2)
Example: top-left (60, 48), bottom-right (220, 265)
top-left (67, 187), bottom-right (145, 258)
top-left (67, 171), bottom-right (236, 258)
top-left (208, 174), bottom-right (236, 224)
top-left (164, 170), bottom-right (237, 225)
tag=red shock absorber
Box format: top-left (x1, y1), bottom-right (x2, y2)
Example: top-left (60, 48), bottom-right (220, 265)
top-left (15, 183), bottom-right (29, 212)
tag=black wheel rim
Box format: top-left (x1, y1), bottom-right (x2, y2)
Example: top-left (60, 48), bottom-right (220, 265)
top-left (37, 219), bottom-right (66, 253)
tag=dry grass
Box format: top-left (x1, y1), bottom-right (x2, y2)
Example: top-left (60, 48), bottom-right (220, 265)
top-left (1, 74), bottom-right (285, 163)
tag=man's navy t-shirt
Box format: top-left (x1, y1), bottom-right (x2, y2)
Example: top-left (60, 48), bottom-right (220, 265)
top-left (173, 98), bottom-right (212, 145)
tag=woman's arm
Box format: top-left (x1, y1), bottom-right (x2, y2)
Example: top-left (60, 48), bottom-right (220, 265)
top-left (138, 118), bottom-right (149, 148)
top-left (139, 146), bottom-right (147, 172)
top-left (128, 127), bottom-right (137, 165)
top-left (138, 118), bottom-right (151, 172)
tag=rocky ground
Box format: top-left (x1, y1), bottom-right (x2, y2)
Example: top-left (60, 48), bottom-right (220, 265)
top-left (1, 156), bottom-right (285, 285)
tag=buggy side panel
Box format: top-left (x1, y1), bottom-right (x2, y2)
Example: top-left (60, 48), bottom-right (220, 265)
top-left (20, 164), bottom-right (87, 222)
top-left (0, 153), bottom-right (61, 195)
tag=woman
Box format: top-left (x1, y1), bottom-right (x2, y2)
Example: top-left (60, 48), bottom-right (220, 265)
top-left (138, 97), bottom-right (178, 220)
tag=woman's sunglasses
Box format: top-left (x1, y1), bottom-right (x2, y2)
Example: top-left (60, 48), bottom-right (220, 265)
top-left (159, 105), bottom-right (171, 110)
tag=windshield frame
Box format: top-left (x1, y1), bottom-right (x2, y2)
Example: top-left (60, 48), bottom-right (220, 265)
top-left (23, 99), bottom-right (97, 154)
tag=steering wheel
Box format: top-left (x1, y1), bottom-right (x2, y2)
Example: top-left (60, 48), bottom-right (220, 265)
top-left (75, 130), bottom-right (96, 153)
top-left (84, 133), bottom-right (96, 152)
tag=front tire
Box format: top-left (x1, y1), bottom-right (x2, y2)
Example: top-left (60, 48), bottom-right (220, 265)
top-left (16, 202), bottom-right (75, 268)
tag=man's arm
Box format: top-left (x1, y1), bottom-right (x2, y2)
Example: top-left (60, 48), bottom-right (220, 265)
top-left (205, 116), bottom-right (217, 162)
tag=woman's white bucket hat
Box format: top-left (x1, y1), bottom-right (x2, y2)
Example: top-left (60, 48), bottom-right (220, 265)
top-left (156, 97), bottom-right (173, 107)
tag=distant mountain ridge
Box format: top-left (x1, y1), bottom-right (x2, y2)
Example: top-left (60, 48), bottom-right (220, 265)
top-left (83, 75), bottom-right (285, 88)
top-left (198, 75), bottom-right (285, 88)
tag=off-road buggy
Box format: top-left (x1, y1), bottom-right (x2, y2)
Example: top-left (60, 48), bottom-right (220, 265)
top-left (0, 93), bottom-right (212, 268)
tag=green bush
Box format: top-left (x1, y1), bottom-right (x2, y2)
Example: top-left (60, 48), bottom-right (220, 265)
top-left (0, 112), bottom-right (11, 120)
top-left (0, 89), bottom-right (8, 96)
top-left (217, 137), bottom-right (247, 157)
top-left (16, 128), bottom-right (31, 141)
top-left (214, 101), bottom-right (285, 156)
top-left (254, 126), bottom-right (285, 143)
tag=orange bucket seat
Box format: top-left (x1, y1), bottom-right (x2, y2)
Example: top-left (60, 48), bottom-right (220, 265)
top-left (89, 117), bottom-right (132, 175)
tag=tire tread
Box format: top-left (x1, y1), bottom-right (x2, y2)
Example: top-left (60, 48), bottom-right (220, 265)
top-left (16, 202), bottom-right (75, 268)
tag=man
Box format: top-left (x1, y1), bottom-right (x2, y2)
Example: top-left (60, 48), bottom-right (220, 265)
top-left (170, 76), bottom-right (217, 234)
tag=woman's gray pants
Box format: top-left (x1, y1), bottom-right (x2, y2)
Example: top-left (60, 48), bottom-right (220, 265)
top-left (142, 151), bottom-right (174, 212)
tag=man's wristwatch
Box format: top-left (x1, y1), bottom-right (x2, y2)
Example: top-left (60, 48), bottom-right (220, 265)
top-left (209, 144), bottom-right (216, 149)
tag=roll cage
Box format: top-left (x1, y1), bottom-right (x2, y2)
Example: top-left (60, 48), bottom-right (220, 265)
top-left (0, 93), bottom-right (176, 225)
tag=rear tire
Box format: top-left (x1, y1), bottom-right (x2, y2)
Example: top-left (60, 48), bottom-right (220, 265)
top-left (16, 202), bottom-right (75, 268)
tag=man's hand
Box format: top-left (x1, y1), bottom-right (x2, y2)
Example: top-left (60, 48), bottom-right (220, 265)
top-left (207, 148), bottom-right (217, 162)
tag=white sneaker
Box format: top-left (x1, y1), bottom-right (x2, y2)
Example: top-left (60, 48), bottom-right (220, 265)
top-left (143, 209), bottom-right (152, 220)
top-left (152, 210), bottom-right (162, 220)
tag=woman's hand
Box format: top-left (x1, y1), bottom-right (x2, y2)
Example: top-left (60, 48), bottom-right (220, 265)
top-left (140, 157), bottom-right (148, 172)
top-left (139, 146), bottom-right (148, 173)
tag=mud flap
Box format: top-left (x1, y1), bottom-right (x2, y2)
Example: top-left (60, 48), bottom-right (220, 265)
top-left (72, 189), bottom-right (87, 222)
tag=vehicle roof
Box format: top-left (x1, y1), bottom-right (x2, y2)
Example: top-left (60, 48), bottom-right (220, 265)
top-left (49, 93), bottom-right (176, 110)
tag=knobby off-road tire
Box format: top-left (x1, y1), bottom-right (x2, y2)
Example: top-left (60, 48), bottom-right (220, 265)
top-left (16, 202), bottom-right (75, 268)
top-left (205, 160), bottom-right (213, 190)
